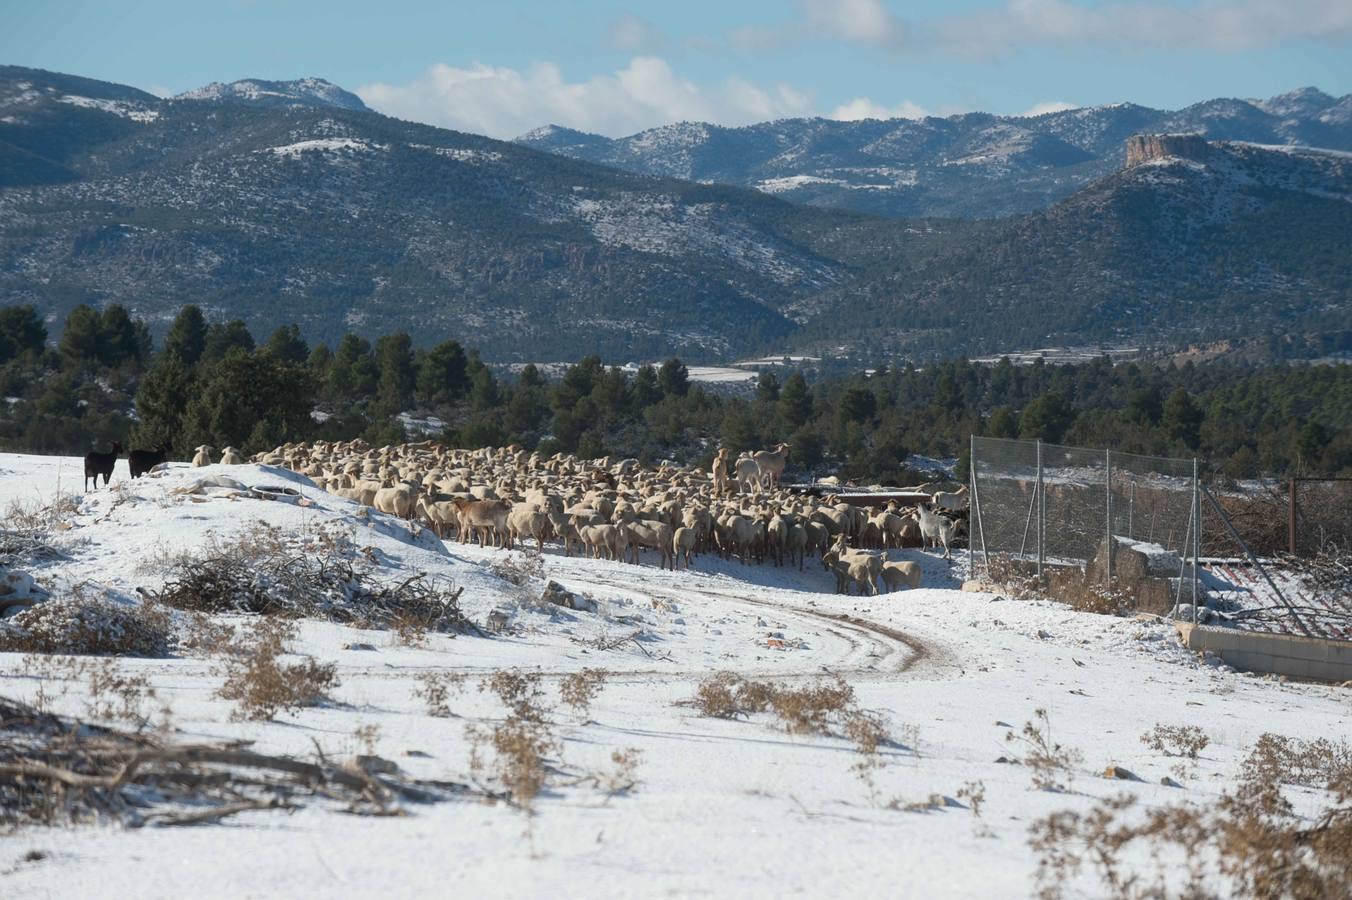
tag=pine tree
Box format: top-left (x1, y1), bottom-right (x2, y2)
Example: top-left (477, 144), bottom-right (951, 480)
top-left (201, 320), bottom-right (255, 366)
top-left (162, 305), bottom-right (208, 367)
top-left (264, 324), bottom-right (309, 364)
top-left (415, 339), bottom-right (469, 406)
top-left (374, 332), bottom-right (416, 414)
top-left (657, 358), bottom-right (689, 397)
top-left (133, 356), bottom-right (195, 448)
top-left (777, 371), bottom-right (812, 430)
top-left (98, 305), bottom-right (140, 368)
top-left (1020, 391), bottom-right (1073, 443)
top-left (0, 305), bottom-right (46, 363)
top-left (1161, 388), bottom-right (1203, 448)
top-left (58, 305), bottom-right (105, 369)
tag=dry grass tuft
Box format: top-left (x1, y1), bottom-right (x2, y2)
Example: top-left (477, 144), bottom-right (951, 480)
top-left (414, 671), bottom-right (467, 718)
top-left (1006, 709), bottom-right (1083, 792)
top-left (1030, 731), bottom-right (1352, 899)
top-left (1140, 723), bottom-right (1210, 760)
top-left (216, 618), bottom-right (339, 721)
top-left (558, 668), bottom-right (609, 718)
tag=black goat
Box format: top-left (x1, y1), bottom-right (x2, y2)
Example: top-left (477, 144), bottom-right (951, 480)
top-left (83, 441), bottom-right (123, 491)
top-left (128, 441), bottom-right (172, 478)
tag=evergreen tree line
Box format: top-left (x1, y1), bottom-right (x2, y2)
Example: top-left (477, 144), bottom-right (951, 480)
top-left (1, 303), bottom-right (1349, 480)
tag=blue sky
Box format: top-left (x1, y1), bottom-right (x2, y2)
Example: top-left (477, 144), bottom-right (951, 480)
top-left (6, 1), bottom-right (1350, 137)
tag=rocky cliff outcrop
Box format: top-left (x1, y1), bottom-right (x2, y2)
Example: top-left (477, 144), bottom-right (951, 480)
top-left (1125, 133), bottom-right (1214, 167)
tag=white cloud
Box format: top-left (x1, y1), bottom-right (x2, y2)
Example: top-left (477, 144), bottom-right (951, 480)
top-left (800, 0), bottom-right (910, 48)
top-left (606, 13), bottom-right (667, 53)
top-left (829, 97), bottom-right (928, 120)
top-left (1020, 100), bottom-right (1078, 117)
top-left (797, 0), bottom-right (1352, 57)
top-left (357, 58), bottom-right (816, 139)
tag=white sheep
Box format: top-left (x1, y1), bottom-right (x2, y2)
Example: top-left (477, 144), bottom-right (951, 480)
top-left (880, 560), bottom-right (922, 592)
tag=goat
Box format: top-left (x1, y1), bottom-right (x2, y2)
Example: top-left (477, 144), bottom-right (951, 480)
top-left (752, 443), bottom-right (790, 488)
top-left (931, 485), bottom-right (969, 512)
top-left (914, 503), bottom-right (957, 560)
top-left (83, 441), bottom-right (122, 491)
top-left (733, 455), bottom-right (762, 494)
top-left (129, 441), bottom-right (172, 478)
top-left (191, 445), bottom-right (213, 468)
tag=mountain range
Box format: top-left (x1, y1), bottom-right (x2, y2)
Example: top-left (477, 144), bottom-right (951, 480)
top-left (1, 65), bottom-right (1348, 363)
top-left (516, 88), bottom-right (1352, 220)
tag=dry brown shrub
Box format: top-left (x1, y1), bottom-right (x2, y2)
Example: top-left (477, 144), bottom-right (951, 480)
top-left (490, 550), bottom-right (545, 588)
top-left (15, 655), bottom-right (156, 721)
top-left (770, 677), bottom-right (856, 736)
top-left (956, 780), bottom-right (986, 818)
top-left (693, 671), bottom-right (746, 718)
top-left (83, 659), bottom-right (155, 720)
top-left (0, 590), bottom-right (173, 657)
top-left (1242, 733), bottom-right (1352, 788)
top-left (217, 618), bottom-right (338, 721)
top-left (1007, 709), bottom-right (1083, 792)
top-left (468, 716), bottom-right (557, 809)
top-left (986, 555), bottom-right (1125, 616)
top-left (559, 668), bottom-right (609, 718)
top-left (1031, 733), bottom-right (1352, 899)
top-left (414, 670), bottom-right (466, 717)
top-left (1140, 723), bottom-right (1209, 759)
top-left (600, 748), bottom-right (643, 795)
top-left (177, 612), bottom-right (237, 656)
top-left (479, 669), bottom-right (547, 723)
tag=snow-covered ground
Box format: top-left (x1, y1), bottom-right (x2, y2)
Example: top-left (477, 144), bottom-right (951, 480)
top-left (0, 453), bottom-right (1347, 898)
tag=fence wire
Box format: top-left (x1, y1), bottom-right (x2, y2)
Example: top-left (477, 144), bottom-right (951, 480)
top-left (971, 437), bottom-right (1349, 640)
top-left (970, 437), bottom-right (1198, 581)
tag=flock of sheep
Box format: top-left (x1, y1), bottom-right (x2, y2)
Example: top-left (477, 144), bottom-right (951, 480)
top-left (238, 440), bottom-right (971, 597)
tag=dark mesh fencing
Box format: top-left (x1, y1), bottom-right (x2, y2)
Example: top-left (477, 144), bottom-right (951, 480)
top-left (971, 437), bottom-right (1198, 579)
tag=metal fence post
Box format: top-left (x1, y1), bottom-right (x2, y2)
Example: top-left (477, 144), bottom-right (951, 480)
top-left (968, 434), bottom-right (975, 581)
top-left (1036, 439), bottom-right (1044, 578)
top-left (1288, 478), bottom-right (1298, 557)
top-left (1192, 458), bottom-right (1200, 624)
top-left (1105, 448), bottom-right (1113, 590)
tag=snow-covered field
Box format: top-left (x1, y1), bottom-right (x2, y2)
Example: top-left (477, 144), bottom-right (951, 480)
top-left (1, 453), bottom-right (1348, 898)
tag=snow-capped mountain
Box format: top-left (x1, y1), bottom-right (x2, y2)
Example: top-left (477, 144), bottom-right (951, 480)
top-left (515, 88), bottom-right (1352, 220)
top-left (1, 66), bottom-right (1347, 361)
top-left (175, 77), bottom-right (368, 111)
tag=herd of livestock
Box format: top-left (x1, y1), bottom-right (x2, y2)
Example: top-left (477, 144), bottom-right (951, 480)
top-left (83, 439), bottom-right (970, 596)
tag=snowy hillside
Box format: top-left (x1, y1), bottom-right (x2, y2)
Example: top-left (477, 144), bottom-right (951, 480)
top-left (175, 77), bottom-right (368, 111)
top-left (2, 452), bottom-right (1348, 897)
top-left (515, 87), bottom-right (1352, 220)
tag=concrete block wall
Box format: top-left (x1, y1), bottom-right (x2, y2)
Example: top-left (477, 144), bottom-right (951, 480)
top-left (1176, 623), bottom-right (1352, 683)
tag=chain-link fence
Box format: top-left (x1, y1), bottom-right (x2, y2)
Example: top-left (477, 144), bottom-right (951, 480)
top-left (969, 436), bottom-right (1201, 614)
top-left (1207, 478), bottom-right (1352, 558)
top-left (970, 436), bottom-right (1350, 639)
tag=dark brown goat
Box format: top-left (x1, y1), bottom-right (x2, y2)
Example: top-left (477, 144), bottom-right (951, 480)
top-left (128, 441), bottom-right (172, 478)
top-left (83, 441), bottom-right (123, 491)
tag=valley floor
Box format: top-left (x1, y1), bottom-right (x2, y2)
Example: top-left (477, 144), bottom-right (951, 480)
top-left (0, 455), bottom-right (1347, 898)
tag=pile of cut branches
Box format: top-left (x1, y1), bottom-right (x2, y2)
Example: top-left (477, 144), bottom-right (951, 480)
top-left (0, 695), bottom-right (486, 830)
top-left (147, 523), bottom-right (477, 634)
